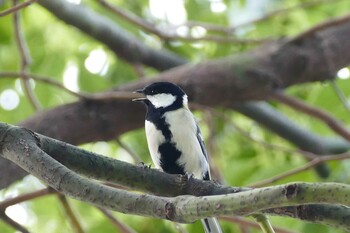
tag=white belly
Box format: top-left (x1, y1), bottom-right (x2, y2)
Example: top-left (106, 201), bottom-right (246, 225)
top-left (164, 108), bottom-right (209, 179)
top-left (145, 120), bottom-right (164, 169)
top-left (145, 108), bottom-right (209, 179)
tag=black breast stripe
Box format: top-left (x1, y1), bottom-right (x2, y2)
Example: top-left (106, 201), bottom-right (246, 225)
top-left (158, 142), bottom-right (185, 175)
top-left (146, 109), bottom-right (172, 141)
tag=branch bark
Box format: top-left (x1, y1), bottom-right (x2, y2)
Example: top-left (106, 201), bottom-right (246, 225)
top-left (1, 122), bottom-right (349, 230)
top-left (2, 0), bottom-right (350, 190)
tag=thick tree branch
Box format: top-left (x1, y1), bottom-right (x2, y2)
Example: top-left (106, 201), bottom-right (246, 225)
top-left (3, 0), bottom-right (350, 190)
top-left (40, 129), bottom-right (244, 197)
top-left (0, 122), bottom-right (350, 230)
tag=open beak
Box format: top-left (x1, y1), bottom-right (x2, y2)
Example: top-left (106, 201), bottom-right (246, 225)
top-left (132, 89), bottom-right (146, 102)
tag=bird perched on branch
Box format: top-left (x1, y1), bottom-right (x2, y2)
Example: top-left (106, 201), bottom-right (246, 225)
top-left (134, 82), bottom-right (222, 233)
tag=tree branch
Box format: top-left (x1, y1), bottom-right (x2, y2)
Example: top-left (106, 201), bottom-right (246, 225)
top-left (234, 102), bottom-right (350, 177)
top-left (1, 122), bottom-right (350, 230)
top-left (0, 71), bottom-right (139, 100)
top-left (0, 212), bottom-right (30, 233)
top-left (221, 216), bottom-right (297, 233)
top-left (98, 0), bottom-right (268, 45)
top-left (272, 91), bottom-right (350, 142)
top-left (181, 0), bottom-right (346, 35)
top-left (97, 207), bottom-right (137, 233)
top-left (37, 0), bottom-right (186, 71)
top-left (0, 187), bottom-right (54, 209)
top-left (3, 0), bottom-right (350, 191)
top-left (0, 0), bottom-right (38, 17)
top-left (249, 152), bottom-right (350, 188)
top-left (12, 0), bottom-right (41, 111)
top-left (57, 195), bottom-right (85, 233)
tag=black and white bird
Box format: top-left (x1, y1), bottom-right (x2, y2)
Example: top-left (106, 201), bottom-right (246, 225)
top-left (134, 82), bottom-right (222, 233)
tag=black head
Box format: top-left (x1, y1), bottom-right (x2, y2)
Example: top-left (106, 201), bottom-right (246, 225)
top-left (134, 82), bottom-right (188, 110)
top-left (137, 82), bottom-right (185, 97)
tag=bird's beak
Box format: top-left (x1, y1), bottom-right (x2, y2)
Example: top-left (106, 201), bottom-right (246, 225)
top-left (132, 89), bottom-right (146, 102)
top-left (132, 97), bottom-right (147, 102)
top-left (134, 88), bottom-right (144, 94)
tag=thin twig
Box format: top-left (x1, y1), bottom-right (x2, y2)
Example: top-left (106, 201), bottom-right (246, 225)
top-left (250, 152), bottom-right (350, 188)
top-left (0, 71), bottom-right (139, 100)
top-left (0, 0), bottom-right (38, 17)
top-left (0, 187), bottom-right (55, 209)
top-left (0, 187), bottom-right (54, 233)
top-left (116, 138), bottom-right (142, 164)
top-left (220, 216), bottom-right (298, 233)
top-left (57, 195), bottom-right (85, 233)
top-left (272, 91), bottom-right (350, 142)
top-left (97, 207), bottom-right (137, 233)
top-left (0, 212), bottom-right (30, 233)
top-left (98, 0), bottom-right (159, 35)
top-left (0, 71), bottom-right (86, 98)
top-left (228, 0), bottom-right (346, 34)
top-left (88, 91), bottom-right (138, 100)
top-left (251, 214), bottom-right (276, 233)
top-left (183, 0), bottom-right (345, 34)
top-left (97, 0), bottom-right (267, 44)
top-left (12, 0), bottom-right (41, 111)
top-left (330, 79), bottom-right (350, 115)
top-left (238, 225), bottom-right (250, 233)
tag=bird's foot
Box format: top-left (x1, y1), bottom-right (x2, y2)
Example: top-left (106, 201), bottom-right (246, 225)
top-left (137, 162), bottom-right (152, 169)
top-left (185, 172), bottom-right (194, 180)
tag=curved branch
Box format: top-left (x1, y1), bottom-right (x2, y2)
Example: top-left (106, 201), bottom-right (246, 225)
top-left (3, 0), bottom-right (350, 189)
top-left (1, 122), bottom-right (350, 231)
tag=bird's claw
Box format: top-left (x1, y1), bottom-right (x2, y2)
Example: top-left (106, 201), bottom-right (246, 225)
top-left (138, 162), bottom-right (152, 169)
top-left (185, 172), bottom-right (194, 180)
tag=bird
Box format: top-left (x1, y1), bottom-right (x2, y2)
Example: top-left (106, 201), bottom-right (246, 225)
top-left (133, 82), bottom-right (223, 233)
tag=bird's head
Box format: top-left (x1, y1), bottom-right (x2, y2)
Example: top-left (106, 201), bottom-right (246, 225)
top-left (133, 82), bottom-right (188, 109)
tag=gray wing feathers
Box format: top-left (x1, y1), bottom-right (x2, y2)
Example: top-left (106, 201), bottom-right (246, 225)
top-left (196, 125), bottom-right (209, 161)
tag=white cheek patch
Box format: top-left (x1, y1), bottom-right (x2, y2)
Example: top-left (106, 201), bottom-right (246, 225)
top-left (147, 93), bottom-right (176, 108)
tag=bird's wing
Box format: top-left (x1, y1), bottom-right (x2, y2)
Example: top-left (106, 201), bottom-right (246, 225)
top-left (196, 124), bottom-right (211, 180)
top-left (196, 124), bottom-right (209, 162)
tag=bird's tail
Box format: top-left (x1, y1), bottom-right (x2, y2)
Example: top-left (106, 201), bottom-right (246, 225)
top-left (201, 217), bottom-right (222, 233)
